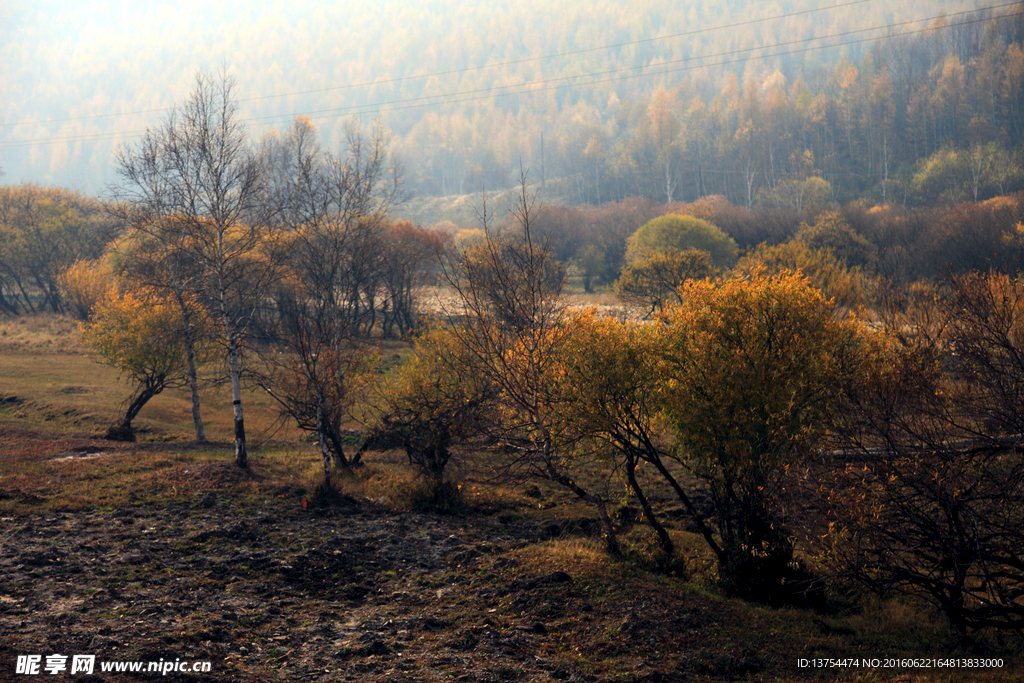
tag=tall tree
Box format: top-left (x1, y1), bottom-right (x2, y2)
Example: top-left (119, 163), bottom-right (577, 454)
top-left (648, 87), bottom-right (685, 203)
top-left (112, 70), bottom-right (279, 466)
top-left (259, 116), bottom-right (403, 483)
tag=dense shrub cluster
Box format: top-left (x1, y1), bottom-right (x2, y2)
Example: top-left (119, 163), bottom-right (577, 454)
top-left (369, 188), bottom-right (1024, 633)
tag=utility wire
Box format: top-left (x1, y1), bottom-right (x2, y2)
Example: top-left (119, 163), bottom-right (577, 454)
top-left (0, 4), bottom-right (1017, 149)
top-left (233, 0), bottom-right (875, 103)
top-left (240, 4), bottom-right (1020, 128)
top-left (0, 0), bottom-right (875, 129)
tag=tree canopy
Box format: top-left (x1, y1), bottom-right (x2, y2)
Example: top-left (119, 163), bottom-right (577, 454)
top-left (657, 270), bottom-right (863, 601)
top-left (624, 214), bottom-right (737, 267)
top-left (80, 287), bottom-right (215, 441)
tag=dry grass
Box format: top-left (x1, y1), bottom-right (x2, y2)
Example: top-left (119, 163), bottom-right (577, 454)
top-left (2, 313), bottom-right (1023, 681)
top-left (0, 442), bottom-right (312, 514)
top-left (0, 312), bottom-right (84, 353)
top-left (512, 536), bottom-right (613, 579)
top-left (502, 535), bottom-right (1024, 682)
top-left (417, 282), bottom-right (646, 322)
top-left (0, 336), bottom-right (308, 445)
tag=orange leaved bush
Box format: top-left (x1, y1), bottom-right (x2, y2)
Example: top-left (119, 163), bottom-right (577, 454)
top-left (80, 287), bottom-right (214, 441)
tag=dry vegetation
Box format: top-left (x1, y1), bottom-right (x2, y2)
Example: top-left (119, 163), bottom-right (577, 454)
top-left (0, 314), bottom-right (1021, 682)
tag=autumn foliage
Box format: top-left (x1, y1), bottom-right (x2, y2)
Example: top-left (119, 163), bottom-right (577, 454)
top-left (80, 287), bottom-right (215, 441)
top-left (814, 270), bottom-right (1024, 632)
top-left (655, 271), bottom-right (864, 601)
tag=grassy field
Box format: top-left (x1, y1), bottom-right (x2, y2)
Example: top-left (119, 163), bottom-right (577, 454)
top-left (0, 314), bottom-right (1021, 682)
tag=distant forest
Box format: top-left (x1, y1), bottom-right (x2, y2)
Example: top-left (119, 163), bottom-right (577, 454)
top-left (388, 2), bottom-right (1024, 208)
top-left (5, 0), bottom-right (1020, 207)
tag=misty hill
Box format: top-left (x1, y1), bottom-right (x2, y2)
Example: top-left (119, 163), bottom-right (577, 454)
top-left (2, 0), bottom-right (1001, 204)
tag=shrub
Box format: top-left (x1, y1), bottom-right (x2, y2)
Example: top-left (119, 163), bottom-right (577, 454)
top-left (794, 210), bottom-right (876, 270)
top-left (658, 271), bottom-right (865, 603)
top-left (614, 247), bottom-right (717, 315)
top-left (57, 258), bottom-right (114, 321)
top-left (735, 241), bottom-right (869, 309)
top-left (625, 214), bottom-right (738, 268)
top-left (822, 271), bottom-right (1024, 633)
top-left (367, 325), bottom-right (493, 483)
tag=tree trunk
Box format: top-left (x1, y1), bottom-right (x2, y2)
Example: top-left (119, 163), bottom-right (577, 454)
top-left (591, 495), bottom-right (620, 556)
top-left (0, 289), bottom-right (19, 315)
top-left (15, 276), bottom-right (36, 314)
top-left (178, 297), bottom-right (206, 443)
top-left (107, 376), bottom-right (165, 442)
top-left (227, 334), bottom-right (247, 467)
top-left (623, 451), bottom-right (674, 560)
top-left (316, 402), bottom-right (333, 490)
top-left (547, 465), bottom-right (620, 555)
top-left (645, 451), bottom-right (726, 564)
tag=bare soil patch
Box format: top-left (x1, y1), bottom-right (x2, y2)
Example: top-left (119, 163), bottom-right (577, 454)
top-left (0, 429), bottom-right (1020, 682)
top-left (0, 497), bottom-right (739, 683)
top-left (0, 425), bottom-right (109, 464)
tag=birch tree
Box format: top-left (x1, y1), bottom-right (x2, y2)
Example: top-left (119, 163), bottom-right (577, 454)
top-left (111, 70), bottom-right (280, 466)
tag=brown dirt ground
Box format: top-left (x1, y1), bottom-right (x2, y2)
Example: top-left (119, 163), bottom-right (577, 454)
top-left (0, 434), bottom-right (1020, 682)
top-left (0, 490), bottom-right (764, 683)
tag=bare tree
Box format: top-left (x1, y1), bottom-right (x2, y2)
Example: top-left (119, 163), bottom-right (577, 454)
top-left (111, 70), bottom-right (280, 466)
top-left (378, 221), bottom-right (447, 338)
top-left (441, 171), bottom-right (621, 552)
top-left (822, 271), bottom-right (1024, 633)
top-left (271, 118), bottom-right (403, 333)
top-left (258, 116), bottom-right (402, 485)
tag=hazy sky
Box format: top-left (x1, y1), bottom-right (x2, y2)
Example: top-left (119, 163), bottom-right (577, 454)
top-left (2, 0), bottom-right (408, 191)
top-left (0, 0), bottom-right (983, 195)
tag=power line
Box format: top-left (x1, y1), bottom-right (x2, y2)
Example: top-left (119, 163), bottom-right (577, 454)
top-left (234, 0), bottom-right (876, 103)
top-left (0, 4), bottom-right (1016, 150)
top-left (0, 0), bottom-right (874, 130)
top-left (240, 4), bottom-right (1019, 129)
top-left (366, 7), bottom-right (1024, 149)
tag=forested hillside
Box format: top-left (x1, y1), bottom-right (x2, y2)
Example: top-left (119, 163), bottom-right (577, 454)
top-left (391, 2), bottom-right (1024, 209)
top-left (4, 0), bottom-right (1018, 209)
